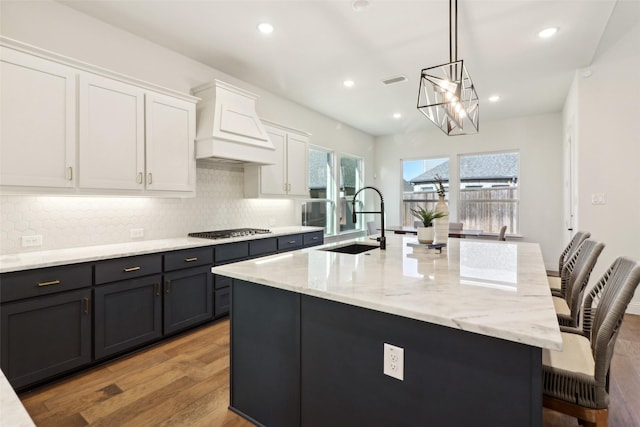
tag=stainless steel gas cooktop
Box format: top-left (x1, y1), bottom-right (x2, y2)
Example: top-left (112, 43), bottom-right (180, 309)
top-left (188, 228), bottom-right (271, 239)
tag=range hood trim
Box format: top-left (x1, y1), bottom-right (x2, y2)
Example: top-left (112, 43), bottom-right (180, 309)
top-left (193, 79), bottom-right (277, 164)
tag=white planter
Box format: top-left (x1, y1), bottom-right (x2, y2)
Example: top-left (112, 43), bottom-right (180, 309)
top-left (417, 226), bottom-right (434, 244)
top-left (433, 197), bottom-right (449, 244)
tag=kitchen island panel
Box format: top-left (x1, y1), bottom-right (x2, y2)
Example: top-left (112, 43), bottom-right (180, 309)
top-left (230, 280), bottom-right (300, 426)
top-left (301, 293), bottom-right (541, 427)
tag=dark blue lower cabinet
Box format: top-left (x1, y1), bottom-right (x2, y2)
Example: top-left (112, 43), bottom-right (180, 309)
top-left (0, 288), bottom-right (92, 390)
top-left (163, 265), bottom-right (213, 335)
top-left (94, 275), bottom-right (163, 360)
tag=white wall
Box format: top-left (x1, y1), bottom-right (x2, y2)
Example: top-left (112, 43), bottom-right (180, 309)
top-left (565, 21), bottom-right (640, 313)
top-left (375, 113), bottom-right (565, 270)
top-left (0, 0), bottom-right (374, 253)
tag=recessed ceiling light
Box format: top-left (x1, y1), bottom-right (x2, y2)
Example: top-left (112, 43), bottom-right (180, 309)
top-left (352, 0), bottom-right (370, 12)
top-left (489, 95), bottom-right (500, 102)
top-left (393, 113), bottom-right (402, 119)
top-left (258, 23), bottom-right (274, 34)
top-left (343, 80), bottom-right (355, 88)
top-left (538, 27), bottom-right (558, 39)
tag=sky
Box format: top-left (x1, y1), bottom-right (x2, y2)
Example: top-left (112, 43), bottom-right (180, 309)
top-left (402, 158), bottom-right (448, 182)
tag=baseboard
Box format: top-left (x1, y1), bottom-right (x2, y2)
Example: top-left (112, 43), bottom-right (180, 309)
top-left (627, 301), bottom-right (640, 315)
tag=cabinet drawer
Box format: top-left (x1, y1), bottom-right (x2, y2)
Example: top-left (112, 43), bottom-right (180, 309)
top-left (95, 254), bottom-right (162, 285)
top-left (303, 231), bottom-right (324, 247)
top-left (249, 238), bottom-right (277, 257)
top-left (164, 247), bottom-right (213, 272)
top-left (1, 263), bottom-right (92, 303)
top-left (278, 234), bottom-right (303, 252)
top-left (214, 287), bottom-right (231, 318)
top-left (215, 242), bottom-right (249, 264)
top-left (214, 274), bottom-right (232, 290)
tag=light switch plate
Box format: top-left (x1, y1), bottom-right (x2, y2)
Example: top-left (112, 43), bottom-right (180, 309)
top-left (130, 228), bottom-right (144, 238)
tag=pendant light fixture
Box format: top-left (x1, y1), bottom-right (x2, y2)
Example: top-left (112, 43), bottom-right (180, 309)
top-left (417, 0), bottom-right (479, 135)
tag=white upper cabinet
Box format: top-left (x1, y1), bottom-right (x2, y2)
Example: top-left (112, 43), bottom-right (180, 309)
top-left (145, 92), bottom-right (196, 192)
top-left (0, 37), bottom-right (198, 197)
top-left (79, 73), bottom-right (145, 191)
top-left (0, 47), bottom-right (76, 189)
top-left (244, 122), bottom-right (309, 198)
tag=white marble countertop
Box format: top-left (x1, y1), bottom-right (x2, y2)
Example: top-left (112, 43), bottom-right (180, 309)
top-left (0, 226), bottom-right (323, 273)
top-left (0, 369), bottom-right (35, 427)
top-left (213, 234), bottom-right (563, 351)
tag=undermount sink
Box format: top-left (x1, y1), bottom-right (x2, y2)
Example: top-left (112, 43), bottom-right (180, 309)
top-left (320, 243), bottom-right (379, 254)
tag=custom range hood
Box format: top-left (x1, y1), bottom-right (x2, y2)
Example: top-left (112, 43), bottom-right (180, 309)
top-left (192, 80), bottom-right (276, 164)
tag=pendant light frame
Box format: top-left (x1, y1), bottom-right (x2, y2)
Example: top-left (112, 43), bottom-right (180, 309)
top-left (417, 0), bottom-right (479, 135)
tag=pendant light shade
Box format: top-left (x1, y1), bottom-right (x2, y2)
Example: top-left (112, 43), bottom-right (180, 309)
top-left (417, 0), bottom-right (479, 135)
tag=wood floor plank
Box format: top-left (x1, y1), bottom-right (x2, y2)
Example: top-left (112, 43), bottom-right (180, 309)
top-left (19, 315), bottom-right (640, 426)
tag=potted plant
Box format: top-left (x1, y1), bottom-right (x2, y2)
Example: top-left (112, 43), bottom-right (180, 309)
top-left (410, 206), bottom-right (447, 243)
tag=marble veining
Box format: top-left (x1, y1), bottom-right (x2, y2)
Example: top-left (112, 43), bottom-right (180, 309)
top-left (0, 370), bottom-right (34, 427)
top-left (0, 226), bottom-right (323, 273)
top-left (213, 235), bottom-right (563, 350)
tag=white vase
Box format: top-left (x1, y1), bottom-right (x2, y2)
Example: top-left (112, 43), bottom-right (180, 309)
top-left (417, 226), bottom-right (434, 244)
top-left (433, 197), bottom-right (449, 244)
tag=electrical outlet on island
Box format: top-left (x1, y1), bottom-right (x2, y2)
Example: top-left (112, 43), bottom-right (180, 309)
top-left (383, 343), bottom-right (404, 381)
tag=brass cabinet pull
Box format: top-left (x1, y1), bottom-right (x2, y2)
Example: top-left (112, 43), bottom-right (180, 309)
top-left (138, 172), bottom-right (143, 184)
top-left (148, 172), bottom-right (153, 185)
top-left (184, 257), bottom-right (198, 262)
top-left (165, 280), bottom-right (171, 294)
top-left (155, 283), bottom-right (160, 296)
top-left (123, 266), bottom-right (141, 272)
top-left (67, 166), bottom-right (73, 181)
top-left (288, 240), bottom-right (296, 244)
top-left (37, 280), bottom-right (61, 287)
top-left (312, 236), bottom-right (319, 240)
top-left (83, 298), bottom-right (90, 314)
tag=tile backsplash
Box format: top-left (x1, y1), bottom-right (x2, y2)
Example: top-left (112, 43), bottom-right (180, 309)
top-left (0, 163), bottom-right (297, 254)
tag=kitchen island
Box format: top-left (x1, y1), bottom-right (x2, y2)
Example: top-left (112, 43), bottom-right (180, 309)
top-left (212, 235), bottom-right (562, 427)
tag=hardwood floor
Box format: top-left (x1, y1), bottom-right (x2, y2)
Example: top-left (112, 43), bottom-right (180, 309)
top-left (20, 315), bottom-right (640, 426)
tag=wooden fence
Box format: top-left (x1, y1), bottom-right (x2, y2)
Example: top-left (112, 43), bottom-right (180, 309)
top-left (402, 187), bottom-right (519, 234)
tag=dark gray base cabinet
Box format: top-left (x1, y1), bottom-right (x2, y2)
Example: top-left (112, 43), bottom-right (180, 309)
top-left (164, 265), bottom-right (213, 334)
top-left (1, 288), bottom-right (92, 389)
top-left (94, 275), bottom-right (163, 360)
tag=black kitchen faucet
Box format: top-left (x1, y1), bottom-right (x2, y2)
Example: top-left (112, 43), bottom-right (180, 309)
top-left (351, 186), bottom-right (386, 250)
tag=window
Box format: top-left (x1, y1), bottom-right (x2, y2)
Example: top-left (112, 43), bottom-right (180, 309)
top-left (402, 157), bottom-right (449, 226)
top-left (339, 154), bottom-right (363, 232)
top-left (458, 152), bottom-right (519, 234)
top-left (303, 148), bottom-right (364, 236)
top-left (303, 147), bottom-right (335, 234)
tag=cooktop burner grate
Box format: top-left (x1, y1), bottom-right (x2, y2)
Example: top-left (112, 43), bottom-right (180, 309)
top-left (188, 228), bottom-right (271, 239)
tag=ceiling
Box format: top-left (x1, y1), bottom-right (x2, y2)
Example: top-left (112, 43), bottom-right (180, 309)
top-left (59, 0), bottom-right (625, 136)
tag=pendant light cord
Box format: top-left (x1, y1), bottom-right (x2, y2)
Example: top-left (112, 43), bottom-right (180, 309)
top-left (449, 0), bottom-right (458, 63)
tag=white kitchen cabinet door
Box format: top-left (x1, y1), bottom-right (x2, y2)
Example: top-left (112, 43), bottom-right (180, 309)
top-left (285, 132), bottom-right (309, 197)
top-left (259, 125), bottom-right (288, 196)
top-left (0, 47), bottom-right (76, 189)
top-left (145, 92), bottom-right (196, 193)
top-left (244, 123), bottom-right (309, 198)
top-left (78, 73), bottom-right (145, 190)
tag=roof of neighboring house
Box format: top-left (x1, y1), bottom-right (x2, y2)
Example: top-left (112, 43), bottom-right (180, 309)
top-left (410, 153), bottom-right (519, 184)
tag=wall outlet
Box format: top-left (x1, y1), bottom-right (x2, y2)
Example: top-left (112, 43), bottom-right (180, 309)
top-left (383, 343), bottom-right (404, 381)
top-left (22, 235), bottom-right (43, 247)
top-left (130, 228), bottom-right (144, 239)
top-left (591, 193), bottom-right (605, 205)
